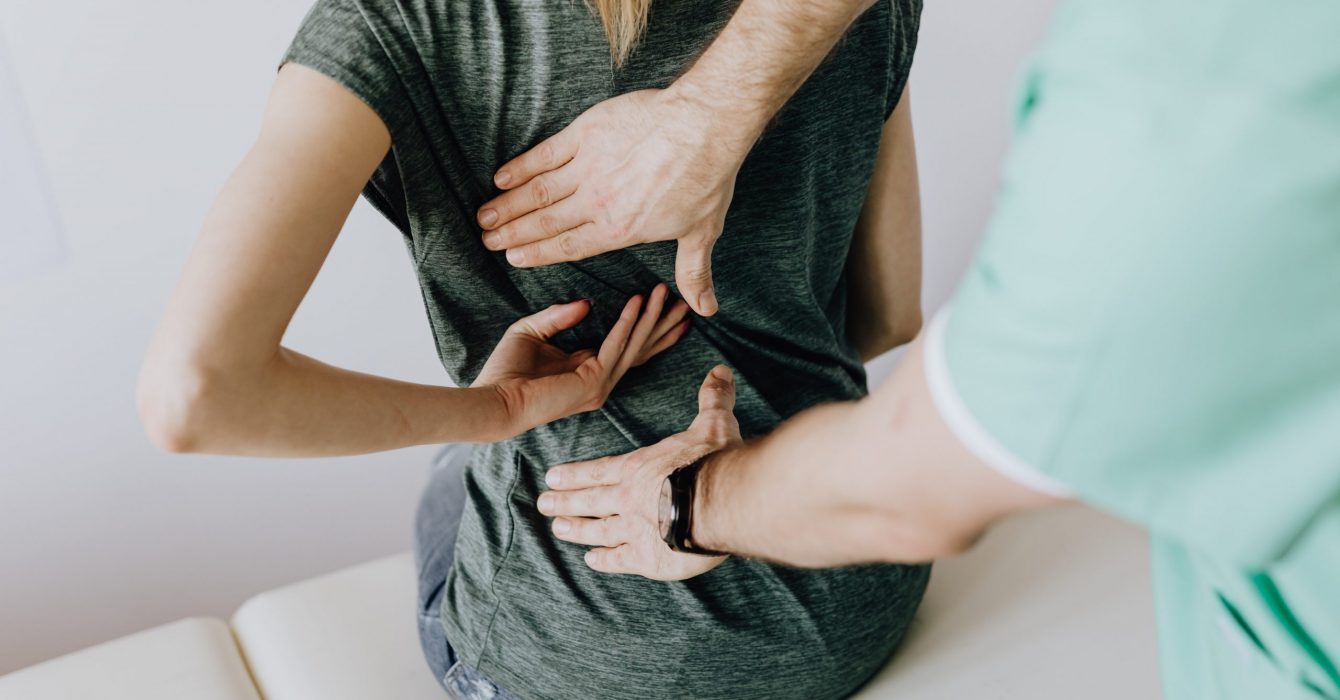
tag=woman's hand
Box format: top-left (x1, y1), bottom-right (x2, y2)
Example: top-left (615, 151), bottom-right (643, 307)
top-left (537, 366), bottom-right (742, 581)
top-left (474, 283), bottom-right (689, 438)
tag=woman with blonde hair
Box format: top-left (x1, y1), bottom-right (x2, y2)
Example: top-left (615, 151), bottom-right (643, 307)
top-left (140, 0), bottom-right (926, 697)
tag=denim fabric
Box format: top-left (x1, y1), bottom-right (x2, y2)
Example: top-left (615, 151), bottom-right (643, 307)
top-left (416, 444), bottom-right (520, 700)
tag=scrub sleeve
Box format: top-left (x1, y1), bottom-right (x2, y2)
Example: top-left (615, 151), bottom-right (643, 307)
top-left (926, 0), bottom-right (1340, 697)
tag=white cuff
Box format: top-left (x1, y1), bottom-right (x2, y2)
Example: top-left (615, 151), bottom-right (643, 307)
top-left (923, 308), bottom-right (1073, 498)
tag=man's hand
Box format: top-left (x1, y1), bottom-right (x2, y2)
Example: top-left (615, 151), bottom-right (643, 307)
top-left (537, 365), bottom-right (743, 580)
top-left (477, 89), bottom-right (751, 317)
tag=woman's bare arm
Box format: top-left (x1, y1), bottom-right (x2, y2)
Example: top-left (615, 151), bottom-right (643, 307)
top-left (137, 65), bottom-right (684, 457)
top-left (846, 91), bottom-right (923, 362)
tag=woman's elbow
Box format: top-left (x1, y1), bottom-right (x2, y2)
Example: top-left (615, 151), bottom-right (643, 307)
top-left (856, 309), bottom-right (924, 362)
top-left (136, 357), bottom-right (217, 454)
top-left (887, 310), bottom-right (924, 351)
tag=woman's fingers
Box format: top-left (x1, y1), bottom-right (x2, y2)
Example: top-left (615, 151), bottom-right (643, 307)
top-left (636, 299), bottom-right (690, 365)
top-left (614, 284), bottom-right (669, 377)
top-left (593, 294), bottom-right (643, 371)
top-left (649, 299), bottom-right (690, 340)
top-left (509, 299), bottom-right (591, 341)
top-left (551, 516), bottom-right (627, 547)
top-left (638, 320), bottom-right (689, 364)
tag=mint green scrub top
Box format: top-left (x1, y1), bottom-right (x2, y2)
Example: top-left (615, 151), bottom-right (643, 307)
top-left (924, 1), bottom-right (1340, 697)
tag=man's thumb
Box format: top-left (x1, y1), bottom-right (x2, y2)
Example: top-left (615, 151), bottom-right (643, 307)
top-left (697, 365), bottom-right (736, 414)
top-left (676, 237), bottom-right (718, 317)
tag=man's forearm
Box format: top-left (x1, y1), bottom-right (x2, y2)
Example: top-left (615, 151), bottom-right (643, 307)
top-left (694, 400), bottom-right (925, 566)
top-left (692, 337), bottom-right (1061, 567)
top-left (667, 0), bottom-right (877, 154)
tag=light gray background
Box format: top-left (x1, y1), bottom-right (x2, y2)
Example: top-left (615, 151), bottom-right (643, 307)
top-left (0, 0), bottom-right (1058, 673)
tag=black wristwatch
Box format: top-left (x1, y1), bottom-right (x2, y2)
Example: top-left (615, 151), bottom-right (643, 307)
top-left (658, 456), bottom-right (727, 556)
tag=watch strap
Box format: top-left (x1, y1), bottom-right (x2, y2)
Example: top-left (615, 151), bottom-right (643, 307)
top-left (664, 457), bottom-right (727, 557)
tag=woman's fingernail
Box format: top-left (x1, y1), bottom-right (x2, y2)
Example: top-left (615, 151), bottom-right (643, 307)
top-left (507, 248), bottom-right (526, 266)
top-left (495, 171), bottom-right (512, 188)
top-left (553, 519), bottom-right (571, 535)
top-left (479, 209), bottom-right (498, 227)
top-left (537, 493), bottom-right (553, 512)
top-left (482, 231), bottom-right (501, 249)
top-left (546, 469), bottom-right (563, 487)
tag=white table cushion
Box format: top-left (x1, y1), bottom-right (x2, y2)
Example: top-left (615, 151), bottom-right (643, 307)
top-left (231, 553), bottom-right (446, 700)
top-left (0, 617), bottom-right (260, 700)
top-left (857, 506), bottom-right (1161, 698)
top-left (231, 507), bottom-right (1159, 700)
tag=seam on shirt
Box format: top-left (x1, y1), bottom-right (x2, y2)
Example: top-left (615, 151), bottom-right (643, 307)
top-left (472, 448), bottom-right (524, 670)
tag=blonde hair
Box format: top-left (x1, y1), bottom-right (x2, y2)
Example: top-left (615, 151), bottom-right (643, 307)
top-left (588, 0), bottom-right (653, 66)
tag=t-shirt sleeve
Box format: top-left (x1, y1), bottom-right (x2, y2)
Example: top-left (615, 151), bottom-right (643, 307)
top-left (282, 0), bottom-right (413, 135)
top-left (281, 0), bottom-right (415, 233)
top-left (927, 37), bottom-right (1340, 570)
top-left (884, 0), bottom-right (922, 121)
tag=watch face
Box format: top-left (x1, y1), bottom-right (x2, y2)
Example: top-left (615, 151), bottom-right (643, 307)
top-left (657, 476), bottom-right (674, 542)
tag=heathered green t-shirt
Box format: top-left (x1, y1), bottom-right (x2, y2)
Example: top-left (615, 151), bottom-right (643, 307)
top-left (283, 1), bottom-right (925, 698)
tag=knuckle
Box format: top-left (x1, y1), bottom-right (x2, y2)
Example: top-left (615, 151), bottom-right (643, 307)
top-left (531, 179), bottom-right (551, 207)
top-left (558, 233), bottom-right (580, 257)
top-left (538, 213), bottom-right (559, 235)
top-left (684, 266), bottom-right (712, 283)
top-left (538, 142), bottom-right (556, 168)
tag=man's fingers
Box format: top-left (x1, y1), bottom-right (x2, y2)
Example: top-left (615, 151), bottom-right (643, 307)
top-left (482, 192), bottom-right (587, 251)
top-left (545, 454), bottom-right (624, 490)
top-left (478, 170), bottom-right (580, 232)
top-left (493, 130), bottom-right (577, 190)
top-left (583, 546), bottom-right (640, 575)
top-left (504, 222), bottom-right (612, 267)
top-left (675, 234), bottom-right (718, 316)
top-left (536, 486), bottom-right (621, 517)
top-left (508, 299), bottom-right (591, 341)
top-left (551, 516), bottom-right (627, 547)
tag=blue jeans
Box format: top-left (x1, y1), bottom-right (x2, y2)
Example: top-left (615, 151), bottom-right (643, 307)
top-left (415, 444), bottom-right (521, 700)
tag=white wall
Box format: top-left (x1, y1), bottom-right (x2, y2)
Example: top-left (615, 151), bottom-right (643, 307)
top-left (0, 0), bottom-right (1056, 674)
